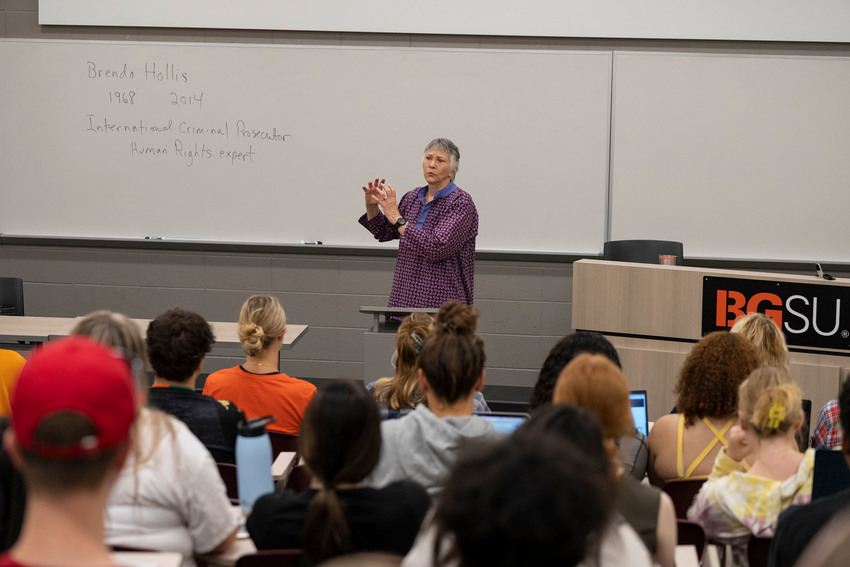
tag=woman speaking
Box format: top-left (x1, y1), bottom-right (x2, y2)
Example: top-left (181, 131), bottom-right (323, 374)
top-left (358, 138), bottom-right (478, 308)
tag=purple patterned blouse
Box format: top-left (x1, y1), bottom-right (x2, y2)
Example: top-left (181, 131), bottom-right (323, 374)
top-left (359, 183), bottom-right (478, 308)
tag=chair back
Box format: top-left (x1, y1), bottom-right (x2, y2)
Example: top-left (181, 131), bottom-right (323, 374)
top-left (747, 537), bottom-right (772, 567)
top-left (677, 520), bottom-right (706, 559)
top-left (234, 549), bottom-right (302, 567)
top-left (798, 399), bottom-right (813, 451)
top-left (216, 462), bottom-right (239, 501)
top-left (0, 278), bottom-right (24, 316)
top-left (602, 240), bottom-right (684, 265)
top-left (285, 464), bottom-right (312, 493)
top-left (813, 448), bottom-right (850, 500)
top-left (268, 431), bottom-right (299, 456)
top-left (663, 478), bottom-right (706, 519)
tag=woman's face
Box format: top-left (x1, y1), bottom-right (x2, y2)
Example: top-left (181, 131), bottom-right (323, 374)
top-left (422, 148), bottom-right (453, 189)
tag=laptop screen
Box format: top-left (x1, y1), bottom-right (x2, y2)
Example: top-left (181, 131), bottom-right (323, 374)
top-left (629, 390), bottom-right (649, 437)
top-left (476, 412), bottom-right (529, 436)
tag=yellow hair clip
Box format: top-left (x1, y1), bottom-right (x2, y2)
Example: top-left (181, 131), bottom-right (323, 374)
top-left (766, 401), bottom-right (785, 430)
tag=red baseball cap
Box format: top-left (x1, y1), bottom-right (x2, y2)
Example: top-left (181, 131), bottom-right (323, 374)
top-left (11, 336), bottom-right (137, 459)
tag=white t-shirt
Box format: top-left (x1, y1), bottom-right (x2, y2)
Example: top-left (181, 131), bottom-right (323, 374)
top-left (402, 515), bottom-right (650, 567)
top-left (105, 409), bottom-right (239, 567)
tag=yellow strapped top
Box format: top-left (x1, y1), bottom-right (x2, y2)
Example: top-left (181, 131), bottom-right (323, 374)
top-left (676, 413), bottom-right (735, 479)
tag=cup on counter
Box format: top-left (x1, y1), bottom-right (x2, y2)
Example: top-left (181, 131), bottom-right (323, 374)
top-left (658, 254), bottom-right (678, 265)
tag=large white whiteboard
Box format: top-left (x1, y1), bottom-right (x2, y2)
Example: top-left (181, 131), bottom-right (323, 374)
top-left (39, 0), bottom-right (850, 43)
top-left (0, 40), bottom-right (612, 253)
top-left (610, 52), bottom-right (850, 263)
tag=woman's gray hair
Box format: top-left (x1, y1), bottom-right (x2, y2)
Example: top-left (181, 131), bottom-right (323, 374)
top-left (424, 138), bottom-right (460, 178)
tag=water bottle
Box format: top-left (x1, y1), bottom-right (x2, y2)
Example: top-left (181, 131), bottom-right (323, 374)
top-left (236, 415), bottom-right (276, 514)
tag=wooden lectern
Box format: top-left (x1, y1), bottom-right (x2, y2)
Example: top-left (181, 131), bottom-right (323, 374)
top-left (359, 306), bottom-right (438, 384)
top-left (572, 259), bottom-right (850, 421)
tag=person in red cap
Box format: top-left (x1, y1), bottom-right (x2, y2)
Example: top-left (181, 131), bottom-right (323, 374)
top-left (1, 336), bottom-right (137, 567)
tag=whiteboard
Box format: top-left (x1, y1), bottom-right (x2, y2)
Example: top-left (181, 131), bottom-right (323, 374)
top-left (0, 40), bottom-right (612, 253)
top-left (39, 0), bottom-right (850, 43)
top-left (610, 52), bottom-right (850, 263)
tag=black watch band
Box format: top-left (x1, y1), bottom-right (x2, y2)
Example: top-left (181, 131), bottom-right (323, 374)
top-left (392, 217), bottom-right (408, 230)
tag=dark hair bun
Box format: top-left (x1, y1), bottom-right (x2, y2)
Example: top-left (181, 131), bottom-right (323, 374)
top-left (436, 302), bottom-right (478, 336)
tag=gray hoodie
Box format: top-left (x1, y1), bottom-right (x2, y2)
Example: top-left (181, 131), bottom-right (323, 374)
top-left (371, 404), bottom-right (499, 496)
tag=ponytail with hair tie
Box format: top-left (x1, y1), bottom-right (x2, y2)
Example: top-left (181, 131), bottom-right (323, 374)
top-left (766, 401), bottom-right (786, 431)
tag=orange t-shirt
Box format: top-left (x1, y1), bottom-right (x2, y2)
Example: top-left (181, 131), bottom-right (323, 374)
top-left (0, 350), bottom-right (26, 417)
top-left (202, 366), bottom-right (316, 435)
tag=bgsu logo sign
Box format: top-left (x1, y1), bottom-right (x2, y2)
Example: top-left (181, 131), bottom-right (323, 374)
top-left (702, 276), bottom-right (850, 351)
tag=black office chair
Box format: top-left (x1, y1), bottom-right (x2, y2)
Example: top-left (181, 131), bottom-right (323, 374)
top-left (602, 240), bottom-right (684, 265)
top-left (0, 278), bottom-right (24, 316)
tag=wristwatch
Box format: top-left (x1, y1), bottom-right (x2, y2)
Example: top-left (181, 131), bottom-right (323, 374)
top-left (392, 217), bottom-right (408, 230)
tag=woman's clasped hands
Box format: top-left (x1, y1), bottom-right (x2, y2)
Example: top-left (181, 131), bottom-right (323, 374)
top-left (363, 178), bottom-right (401, 221)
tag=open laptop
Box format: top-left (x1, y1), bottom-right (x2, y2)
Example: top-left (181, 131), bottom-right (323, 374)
top-left (475, 411), bottom-right (529, 436)
top-left (629, 390), bottom-right (649, 437)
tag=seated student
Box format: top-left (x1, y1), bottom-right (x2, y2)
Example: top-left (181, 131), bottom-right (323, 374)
top-left (146, 308), bottom-right (245, 464)
top-left (0, 353), bottom-right (25, 548)
top-left (368, 312), bottom-right (489, 414)
top-left (402, 432), bottom-right (615, 567)
top-left (811, 398), bottom-right (842, 449)
top-left (1, 337), bottom-right (136, 567)
top-left (768, 376), bottom-right (850, 567)
top-left (71, 310), bottom-right (238, 567)
top-left (513, 405), bottom-right (652, 567)
top-left (730, 312), bottom-right (791, 371)
top-left (648, 332), bottom-right (760, 485)
top-left (688, 367), bottom-right (815, 564)
top-left (247, 381), bottom-right (429, 564)
top-left (554, 354), bottom-right (676, 567)
top-left (0, 350), bottom-right (25, 417)
top-left (530, 332), bottom-right (647, 480)
top-left (370, 302), bottom-right (498, 496)
top-left (203, 295), bottom-right (316, 435)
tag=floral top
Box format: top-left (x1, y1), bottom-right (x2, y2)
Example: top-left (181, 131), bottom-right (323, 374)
top-left (688, 448), bottom-right (815, 565)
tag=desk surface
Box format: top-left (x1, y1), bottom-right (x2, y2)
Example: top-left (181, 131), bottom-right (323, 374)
top-left (0, 316), bottom-right (308, 348)
top-left (112, 551), bottom-right (183, 567)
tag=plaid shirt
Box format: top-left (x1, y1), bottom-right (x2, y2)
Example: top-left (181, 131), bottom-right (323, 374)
top-left (811, 399), bottom-right (842, 449)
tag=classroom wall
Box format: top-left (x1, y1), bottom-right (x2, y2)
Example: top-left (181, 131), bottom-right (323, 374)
top-left (4, 0), bottom-right (850, 410)
top-left (0, 242), bottom-right (572, 405)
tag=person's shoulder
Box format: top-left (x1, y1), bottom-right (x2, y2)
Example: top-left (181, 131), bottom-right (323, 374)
top-left (618, 473), bottom-right (661, 507)
top-left (205, 365), bottom-right (241, 384)
top-left (375, 480), bottom-right (431, 517)
top-left (783, 487), bottom-right (850, 527)
top-left (380, 479), bottom-right (429, 499)
top-left (253, 488), bottom-right (313, 512)
top-left (647, 413), bottom-right (677, 446)
top-left (400, 186), bottom-right (423, 203)
top-left (207, 395), bottom-right (244, 419)
top-left (162, 411), bottom-right (215, 457)
top-left (797, 448), bottom-right (817, 477)
top-left (279, 373), bottom-right (316, 394)
top-left (446, 186), bottom-right (475, 205)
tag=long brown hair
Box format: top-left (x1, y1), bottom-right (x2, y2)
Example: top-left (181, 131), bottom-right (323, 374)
top-left (418, 302), bottom-right (485, 404)
top-left (372, 313), bottom-right (434, 409)
top-left (299, 381), bottom-right (381, 564)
